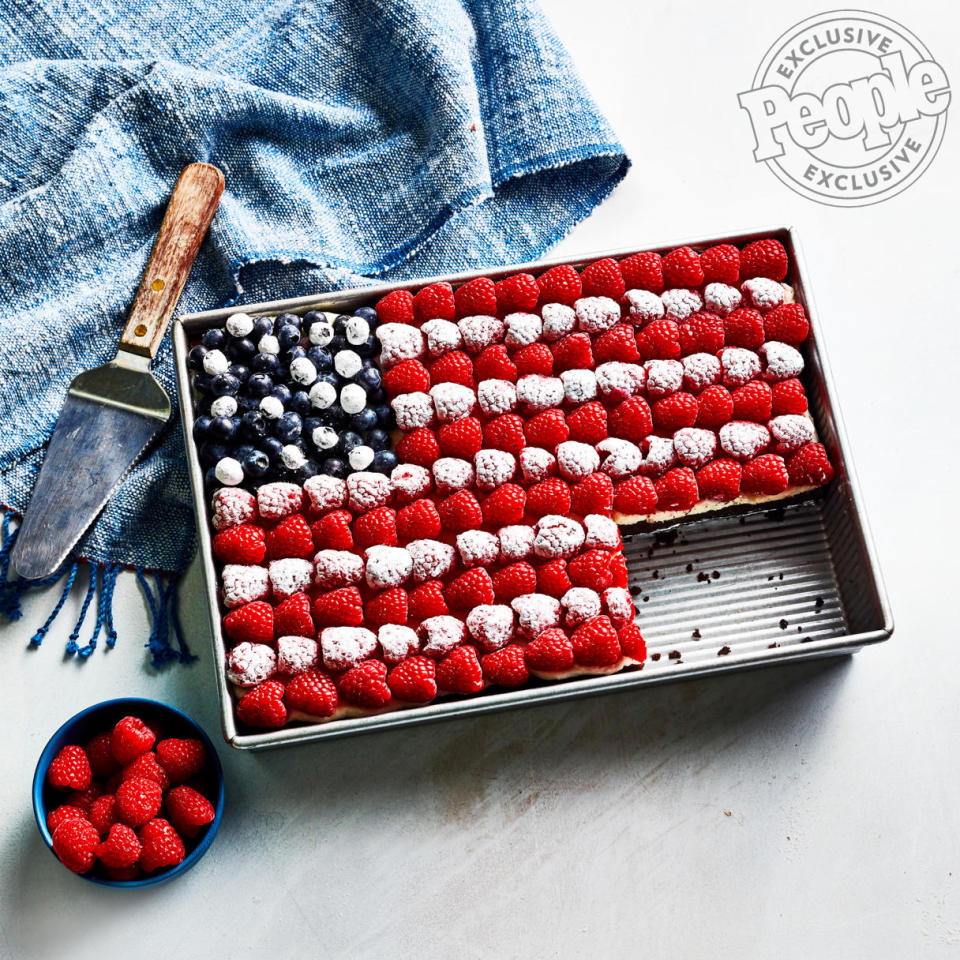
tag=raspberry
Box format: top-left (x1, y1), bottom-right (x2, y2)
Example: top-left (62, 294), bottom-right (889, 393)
top-left (165, 785), bottom-right (216, 837)
top-left (408, 580), bottom-right (449, 620)
top-left (353, 506), bottom-right (398, 549)
top-left (652, 392), bottom-right (698, 432)
top-left (445, 567), bottom-right (495, 610)
top-left (122, 752), bottom-right (170, 792)
top-left (474, 449), bottom-right (517, 489)
top-left (111, 716), bottom-right (155, 766)
top-left (760, 341), bottom-right (804, 382)
top-left (396, 427), bottom-right (440, 466)
top-left (138, 818), bottom-right (186, 872)
top-left (567, 549), bottom-right (614, 589)
top-left (47, 804), bottom-right (86, 835)
top-left (484, 413), bottom-right (526, 455)
top-left (763, 303), bottom-right (809, 344)
top-left (481, 645), bottom-right (529, 687)
top-left (525, 628), bottom-right (575, 673)
top-left (394, 499), bottom-right (440, 542)
top-left (732, 380), bottom-right (773, 422)
top-left (610, 554), bottom-right (628, 589)
top-left (567, 403), bottom-right (608, 446)
top-left (437, 416), bottom-right (483, 458)
top-left (430, 350), bottom-right (475, 388)
top-left (212, 524), bottom-right (266, 564)
top-left (612, 475), bottom-right (656, 514)
top-left (257, 482), bottom-right (303, 521)
top-left (227, 640), bottom-right (277, 688)
top-left (695, 384), bottom-right (734, 429)
top-left (310, 510), bottom-right (354, 551)
top-left (376, 289), bottom-right (415, 325)
top-left (678, 312), bottom-right (725, 356)
top-left (561, 586), bottom-right (602, 625)
top-left (619, 251), bottom-right (664, 293)
top-left (454, 276), bottom-right (498, 318)
top-left (155, 738), bottom-right (206, 784)
top-left (523, 409), bottom-right (568, 451)
top-left (580, 257), bottom-right (625, 299)
top-left (436, 646), bottom-right (485, 694)
top-left (387, 656), bottom-right (437, 703)
top-left (719, 420), bottom-right (771, 461)
top-left (313, 586), bottom-right (364, 627)
top-left (570, 472), bottom-right (615, 515)
top-left (89, 794), bottom-right (119, 835)
top-left (338, 660), bottom-right (391, 708)
top-left (608, 396), bottom-right (653, 442)
top-left (114, 776), bottom-right (162, 828)
top-left (438, 489), bottom-right (484, 532)
top-left (636, 319), bottom-right (681, 361)
top-left (571, 615), bottom-right (622, 667)
top-left (742, 454), bottom-right (790, 494)
top-left (551, 332), bottom-right (594, 372)
top-left (526, 478), bottom-right (571, 517)
top-left (52, 817), bottom-right (100, 874)
top-left (595, 324), bottom-right (642, 364)
top-left (536, 558), bottom-right (572, 597)
top-left (366, 587), bottom-right (408, 626)
top-left (481, 484), bottom-right (526, 526)
top-left (96, 823), bottom-right (142, 869)
top-left (492, 562), bottom-right (538, 602)
top-left (474, 344), bottom-right (517, 382)
top-left (787, 443), bottom-right (834, 486)
top-left (84, 732), bottom-right (120, 778)
top-left (723, 308), bottom-right (765, 350)
top-left (537, 263), bottom-right (582, 306)
top-left (413, 282), bottom-right (456, 324)
top-left (696, 459), bottom-right (742, 501)
top-left (769, 414), bottom-right (816, 454)
top-left (211, 487), bottom-right (257, 531)
top-left (771, 378), bottom-right (808, 416)
top-left (618, 622), bottom-right (647, 661)
top-left (740, 238), bottom-right (788, 281)
top-left (265, 514), bottom-right (314, 561)
top-left (237, 680), bottom-right (288, 729)
top-left (655, 467), bottom-right (699, 511)
top-left (700, 244), bottom-right (740, 284)
top-left (662, 246), bottom-right (704, 288)
top-left (47, 745), bottom-right (92, 791)
top-left (284, 670), bottom-right (339, 717)
top-left (496, 273), bottom-right (539, 313)
top-left (513, 342), bottom-right (554, 377)
top-left (383, 358), bottom-right (431, 396)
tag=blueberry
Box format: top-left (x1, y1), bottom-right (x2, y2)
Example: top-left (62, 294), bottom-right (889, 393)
top-left (240, 410), bottom-right (268, 440)
top-left (246, 373), bottom-right (274, 398)
top-left (303, 416), bottom-right (323, 436)
top-left (361, 356), bottom-right (378, 370)
top-left (338, 430), bottom-right (363, 456)
top-left (250, 353), bottom-right (280, 376)
top-left (251, 315), bottom-right (275, 342)
top-left (192, 415), bottom-right (212, 442)
top-left (242, 450), bottom-right (270, 479)
top-left (274, 412), bottom-right (302, 442)
top-left (316, 370), bottom-right (339, 390)
top-left (365, 428), bottom-right (391, 451)
top-left (227, 337), bottom-right (256, 362)
top-left (321, 457), bottom-right (347, 479)
top-left (200, 442), bottom-right (230, 466)
top-left (366, 386), bottom-right (386, 406)
top-left (289, 391), bottom-right (312, 417)
top-left (203, 466), bottom-right (220, 488)
top-left (333, 315), bottom-right (351, 336)
top-left (233, 444), bottom-right (256, 462)
top-left (374, 404), bottom-right (395, 429)
top-left (192, 373), bottom-right (215, 395)
top-left (269, 383), bottom-right (292, 407)
top-left (211, 373), bottom-right (240, 397)
top-left (208, 416), bottom-right (237, 442)
top-left (228, 363), bottom-right (250, 383)
top-left (236, 395), bottom-right (261, 413)
top-left (316, 405), bottom-right (347, 430)
top-left (277, 323), bottom-right (301, 350)
top-left (302, 310), bottom-right (325, 334)
top-left (349, 407), bottom-right (377, 433)
top-left (354, 306), bottom-right (378, 326)
top-left (371, 449), bottom-right (398, 474)
top-left (195, 394), bottom-right (213, 416)
top-left (306, 346), bottom-right (333, 371)
top-left (276, 312), bottom-right (300, 329)
top-left (260, 436), bottom-right (284, 460)
top-left (329, 334), bottom-right (348, 355)
top-left (354, 334), bottom-right (379, 359)
top-left (294, 460), bottom-right (320, 483)
top-left (284, 346), bottom-right (307, 365)
top-left (356, 367), bottom-right (382, 392)
top-left (202, 328), bottom-right (226, 350)
top-left (188, 345), bottom-right (208, 371)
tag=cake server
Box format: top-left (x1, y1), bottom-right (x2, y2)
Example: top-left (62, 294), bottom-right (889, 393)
top-left (11, 162), bottom-right (224, 580)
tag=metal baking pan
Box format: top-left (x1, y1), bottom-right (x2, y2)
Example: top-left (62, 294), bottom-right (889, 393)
top-left (173, 225), bottom-right (893, 750)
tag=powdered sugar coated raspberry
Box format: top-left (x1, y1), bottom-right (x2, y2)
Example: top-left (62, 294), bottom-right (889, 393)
top-left (760, 342), bottom-right (804, 381)
top-left (221, 565), bottom-right (269, 608)
top-left (276, 636), bottom-right (319, 676)
top-left (406, 539), bottom-right (457, 582)
top-left (269, 558), bottom-right (313, 600)
top-left (741, 277), bottom-right (784, 310)
top-left (320, 627), bottom-right (377, 671)
top-left (498, 524), bottom-right (536, 561)
top-left (673, 427), bottom-right (718, 468)
top-left (227, 642), bottom-right (276, 687)
top-left (511, 593), bottom-right (562, 638)
top-left (516, 375), bottom-right (564, 412)
top-left (364, 545), bottom-right (413, 589)
top-left (720, 347), bottom-right (762, 387)
top-left (456, 529), bottom-right (500, 568)
top-left (595, 362), bottom-right (645, 401)
top-left (661, 288), bottom-right (702, 321)
top-left (533, 515), bottom-right (585, 559)
top-left (519, 447), bottom-right (556, 484)
top-left (561, 587), bottom-right (602, 626)
top-left (583, 514), bottom-right (621, 550)
top-left (719, 421), bottom-right (771, 461)
top-left (391, 463), bottom-right (432, 503)
top-left (703, 283), bottom-right (742, 316)
top-left (474, 449), bottom-right (516, 490)
top-left (391, 392), bottom-right (434, 430)
top-left (625, 289), bottom-right (665, 325)
top-left (477, 379), bottom-right (518, 417)
top-left (503, 312), bottom-right (543, 347)
top-left (421, 318), bottom-right (463, 357)
top-left (420, 616), bottom-right (467, 658)
top-left (458, 315), bottom-right (504, 353)
top-left (378, 624), bottom-right (421, 664)
top-left (574, 296), bottom-right (621, 333)
top-left (377, 322), bottom-right (426, 367)
top-left (303, 474), bottom-right (347, 514)
top-left (347, 472), bottom-right (393, 513)
top-left (597, 437), bottom-right (643, 478)
top-left (602, 587), bottom-right (635, 627)
top-left (541, 302), bottom-right (577, 341)
top-left (211, 487), bottom-right (256, 530)
top-left (556, 441), bottom-right (600, 481)
top-left (257, 482), bottom-right (303, 520)
top-left (431, 383), bottom-right (476, 422)
top-left (639, 435), bottom-right (676, 477)
top-left (313, 550), bottom-right (364, 588)
top-left (769, 414), bottom-right (815, 454)
top-left (644, 359), bottom-right (684, 398)
top-left (433, 457), bottom-right (475, 495)
top-left (466, 604), bottom-right (515, 651)
top-left (560, 368), bottom-right (598, 404)
top-left (682, 353), bottom-right (722, 392)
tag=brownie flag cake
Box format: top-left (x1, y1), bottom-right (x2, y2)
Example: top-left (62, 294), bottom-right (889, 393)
top-left (187, 238), bottom-right (834, 729)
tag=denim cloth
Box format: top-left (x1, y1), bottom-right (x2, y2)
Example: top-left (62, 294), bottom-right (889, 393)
top-left (0, 0), bottom-right (628, 575)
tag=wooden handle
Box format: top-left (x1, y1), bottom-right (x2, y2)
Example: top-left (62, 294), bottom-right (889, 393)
top-left (120, 163), bottom-right (225, 359)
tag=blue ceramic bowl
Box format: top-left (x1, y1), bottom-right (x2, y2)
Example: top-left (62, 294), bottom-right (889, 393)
top-left (33, 697), bottom-right (224, 887)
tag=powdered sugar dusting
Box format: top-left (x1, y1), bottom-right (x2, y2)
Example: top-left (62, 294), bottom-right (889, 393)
top-left (498, 524), bottom-right (536, 561)
top-left (719, 421), bottom-right (771, 461)
top-left (406, 539), bottom-right (457, 582)
top-left (313, 550), bottom-right (364, 589)
top-left (560, 368), bottom-right (598, 404)
top-left (575, 296), bottom-right (621, 333)
top-left (276, 636), bottom-right (319, 676)
top-left (503, 312), bottom-right (543, 347)
top-left (320, 627), bottom-right (377, 671)
top-left (519, 447), bottom-right (556, 484)
top-left (644, 359), bottom-right (684, 398)
top-left (378, 624), bottom-right (420, 665)
top-left (511, 593), bottom-right (562, 638)
top-left (533, 515), bottom-right (585, 559)
top-left (466, 604), bottom-right (515, 651)
top-left (377, 322), bottom-right (426, 367)
top-left (433, 457), bottom-right (475, 495)
top-left (639, 435), bottom-right (676, 477)
top-left (477, 379), bottom-right (518, 417)
top-left (516, 375), bottom-right (564, 412)
top-left (391, 391), bottom-right (434, 430)
top-left (304, 474), bottom-right (347, 514)
top-left (456, 529), bottom-right (500, 568)
top-left (741, 277), bottom-right (784, 310)
top-left (625, 289), bottom-right (665, 325)
top-left (541, 302), bottom-right (576, 341)
top-left (221, 564), bottom-right (269, 608)
top-left (760, 341), bottom-right (804, 381)
top-left (704, 282), bottom-right (742, 316)
top-left (556, 441), bottom-right (600, 481)
top-left (474, 448), bottom-right (516, 489)
top-left (595, 362), bottom-right (645, 401)
top-left (257, 482), bottom-right (303, 520)
top-left (459, 315), bottom-right (504, 353)
top-left (390, 463), bottom-right (432, 504)
top-left (597, 437), bottom-right (643, 478)
top-left (561, 587), bottom-right (602, 626)
top-left (421, 318), bottom-right (463, 357)
top-left (661, 288), bottom-right (702, 321)
top-left (602, 587), bottom-right (635, 627)
top-left (227, 642), bottom-right (277, 687)
top-left (682, 353), bottom-right (722, 392)
top-left (583, 514), bottom-right (621, 550)
top-left (769, 414), bottom-right (815, 454)
top-left (720, 347), bottom-right (762, 387)
top-left (347, 472), bottom-right (393, 513)
top-left (211, 487), bottom-right (256, 530)
top-left (431, 383), bottom-right (476, 422)
top-left (364, 545), bottom-right (413, 589)
top-left (420, 616), bottom-right (467, 658)
top-left (673, 427), bottom-right (718, 468)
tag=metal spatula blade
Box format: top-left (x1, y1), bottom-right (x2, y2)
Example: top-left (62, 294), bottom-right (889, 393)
top-left (11, 163), bottom-right (224, 580)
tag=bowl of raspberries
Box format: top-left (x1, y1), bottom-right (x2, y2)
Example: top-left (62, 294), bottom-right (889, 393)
top-left (32, 698), bottom-right (224, 886)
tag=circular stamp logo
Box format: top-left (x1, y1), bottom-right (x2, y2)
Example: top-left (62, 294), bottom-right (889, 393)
top-left (738, 10), bottom-right (950, 206)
